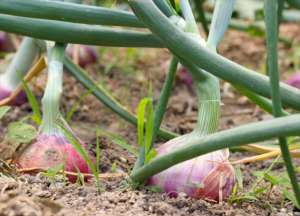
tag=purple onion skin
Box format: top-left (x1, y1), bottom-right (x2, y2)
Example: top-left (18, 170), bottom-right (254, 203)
top-left (67, 45), bottom-right (98, 68)
top-left (147, 135), bottom-right (235, 201)
top-left (0, 32), bottom-right (13, 52)
top-left (15, 134), bottom-right (94, 183)
top-left (286, 72), bottom-right (300, 89)
top-left (177, 67), bottom-right (194, 88)
top-left (0, 82), bottom-right (27, 106)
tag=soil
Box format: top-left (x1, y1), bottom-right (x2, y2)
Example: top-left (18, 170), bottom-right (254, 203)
top-left (1, 23), bottom-right (300, 216)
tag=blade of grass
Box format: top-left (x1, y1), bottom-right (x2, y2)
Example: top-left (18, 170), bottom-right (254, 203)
top-left (264, 0), bottom-right (300, 206)
top-left (135, 97), bottom-right (153, 169)
top-left (22, 79), bottom-right (42, 125)
top-left (0, 106), bottom-right (10, 119)
top-left (57, 118), bottom-right (99, 187)
top-left (95, 129), bottom-right (101, 191)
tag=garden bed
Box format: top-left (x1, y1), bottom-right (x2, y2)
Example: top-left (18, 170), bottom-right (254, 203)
top-left (1, 24), bottom-right (300, 215)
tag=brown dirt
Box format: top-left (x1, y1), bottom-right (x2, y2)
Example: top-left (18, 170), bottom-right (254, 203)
top-left (1, 24), bottom-right (300, 215)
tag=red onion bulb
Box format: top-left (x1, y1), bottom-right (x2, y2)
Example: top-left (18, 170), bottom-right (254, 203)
top-left (66, 45), bottom-right (98, 68)
top-left (147, 135), bottom-right (235, 201)
top-left (286, 72), bottom-right (300, 89)
top-left (15, 134), bottom-right (93, 182)
top-left (0, 79), bottom-right (26, 106)
top-left (0, 32), bottom-right (12, 52)
top-left (177, 67), bottom-right (194, 89)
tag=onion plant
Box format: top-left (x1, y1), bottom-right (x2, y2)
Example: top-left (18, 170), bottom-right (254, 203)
top-left (12, 0), bottom-right (96, 183)
top-left (129, 0), bottom-right (300, 206)
top-left (1, 0), bottom-right (300, 207)
top-left (15, 43), bottom-right (94, 182)
top-left (139, 0), bottom-right (236, 201)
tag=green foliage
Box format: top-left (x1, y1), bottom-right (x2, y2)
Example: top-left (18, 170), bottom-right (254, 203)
top-left (137, 97), bottom-right (155, 164)
top-left (7, 121), bottom-right (37, 144)
top-left (230, 156), bottom-right (300, 209)
top-left (22, 79), bottom-right (42, 125)
top-left (41, 163), bottom-right (66, 183)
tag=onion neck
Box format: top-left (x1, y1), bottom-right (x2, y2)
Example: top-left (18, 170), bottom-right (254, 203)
top-left (2, 37), bottom-right (40, 89)
top-left (178, 0), bottom-right (221, 137)
top-left (192, 73), bottom-right (221, 136)
top-left (41, 44), bottom-right (66, 135)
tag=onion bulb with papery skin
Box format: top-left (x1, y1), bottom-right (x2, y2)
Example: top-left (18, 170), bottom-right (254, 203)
top-left (0, 78), bottom-right (26, 106)
top-left (66, 45), bottom-right (98, 68)
top-left (147, 134), bottom-right (235, 201)
top-left (15, 133), bottom-right (93, 182)
top-left (286, 72), bottom-right (300, 89)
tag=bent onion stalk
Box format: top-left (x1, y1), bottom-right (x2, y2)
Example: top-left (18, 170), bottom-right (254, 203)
top-left (15, 43), bottom-right (94, 182)
top-left (0, 37), bottom-right (41, 106)
top-left (146, 0), bottom-right (235, 201)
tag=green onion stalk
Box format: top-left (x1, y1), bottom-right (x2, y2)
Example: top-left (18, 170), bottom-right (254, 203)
top-left (14, 0), bottom-right (94, 183)
top-left (264, 0), bottom-right (300, 206)
top-left (0, 37), bottom-right (41, 106)
top-left (0, 0), bottom-right (144, 28)
top-left (143, 0), bottom-right (236, 202)
top-left (0, 14), bottom-right (163, 48)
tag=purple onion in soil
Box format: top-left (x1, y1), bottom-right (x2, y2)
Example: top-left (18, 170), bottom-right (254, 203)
top-left (286, 72), bottom-right (300, 89)
top-left (15, 133), bottom-right (94, 183)
top-left (66, 45), bottom-right (98, 68)
top-left (147, 135), bottom-right (235, 201)
top-left (0, 32), bottom-right (13, 52)
top-left (0, 82), bottom-right (27, 106)
top-left (177, 67), bottom-right (194, 89)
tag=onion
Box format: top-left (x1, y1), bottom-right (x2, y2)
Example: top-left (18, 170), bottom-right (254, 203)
top-left (177, 67), bottom-right (193, 89)
top-left (147, 134), bottom-right (235, 201)
top-left (0, 79), bottom-right (26, 106)
top-left (66, 45), bottom-right (98, 68)
top-left (15, 133), bottom-right (93, 182)
top-left (0, 32), bottom-right (12, 52)
top-left (286, 72), bottom-right (300, 89)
